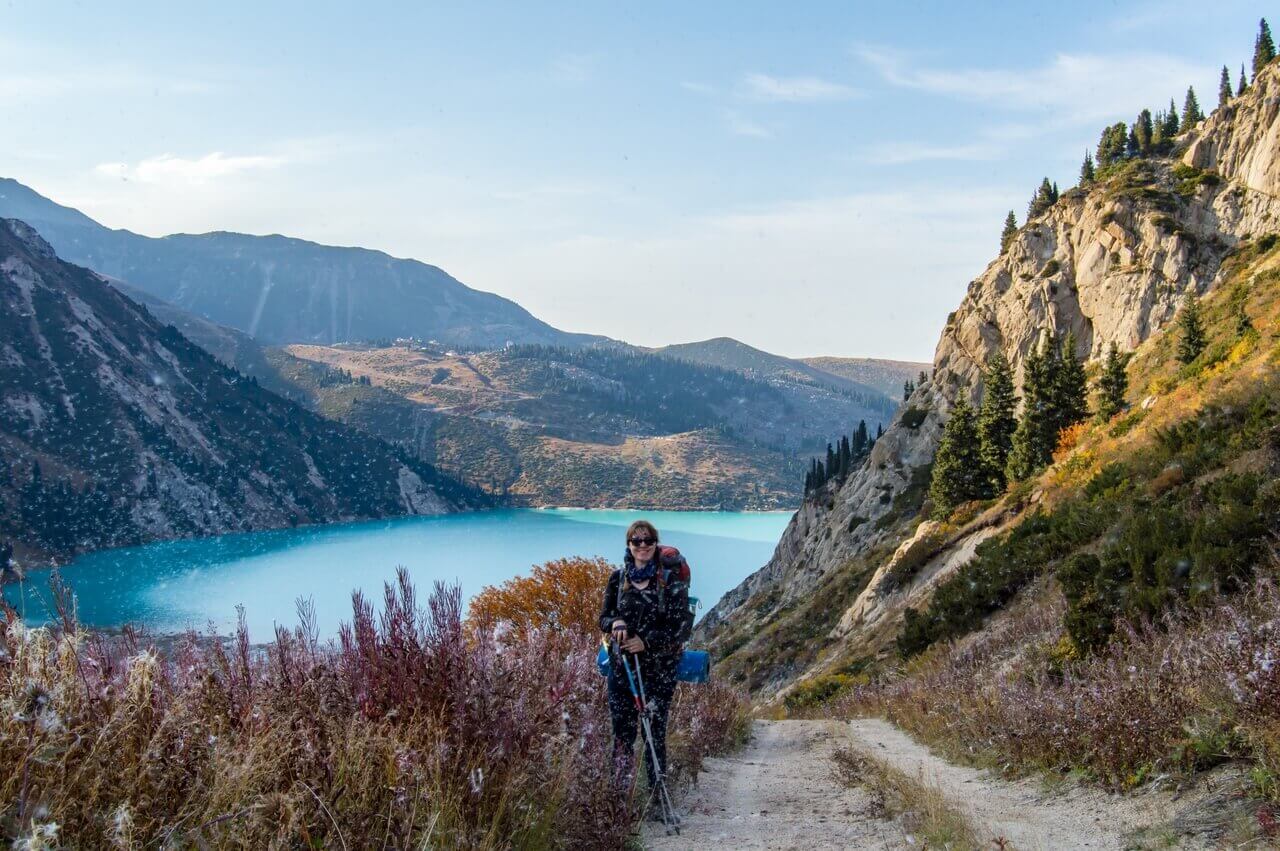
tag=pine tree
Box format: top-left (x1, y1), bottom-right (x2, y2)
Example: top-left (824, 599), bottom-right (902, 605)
top-left (1096, 122), bottom-right (1128, 167)
top-left (1177, 291), bottom-right (1207, 364)
top-left (1126, 126), bottom-right (1141, 158)
top-left (1152, 110), bottom-right (1168, 150)
top-left (1239, 63), bottom-right (1249, 96)
top-left (1181, 87), bottom-right (1203, 132)
top-left (1255, 18), bottom-right (1276, 78)
top-left (855, 420), bottom-right (869, 454)
top-left (1220, 66), bottom-right (1233, 108)
top-left (977, 353), bottom-right (1017, 495)
top-left (1000, 210), bottom-right (1018, 253)
top-left (1028, 177), bottom-right (1055, 218)
top-left (1051, 181), bottom-right (1059, 202)
top-left (876, 423), bottom-right (883, 440)
top-left (1053, 331), bottom-right (1089, 432)
top-left (1079, 151), bottom-right (1095, 185)
top-left (918, 370), bottom-right (928, 386)
top-left (838, 435), bottom-right (851, 480)
top-left (1006, 334), bottom-right (1055, 481)
top-left (1164, 100), bottom-right (1180, 138)
top-left (826, 442), bottom-right (836, 479)
top-left (1095, 343), bottom-right (1129, 421)
top-left (929, 397), bottom-right (984, 518)
top-left (1135, 109), bottom-right (1154, 153)
top-left (903, 379), bottom-right (915, 401)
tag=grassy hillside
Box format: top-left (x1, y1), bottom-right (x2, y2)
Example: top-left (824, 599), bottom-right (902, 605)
top-left (277, 341), bottom-right (887, 508)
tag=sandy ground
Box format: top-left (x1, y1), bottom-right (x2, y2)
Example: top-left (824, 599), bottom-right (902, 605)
top-left (642, 719), bottom-right (903, 849)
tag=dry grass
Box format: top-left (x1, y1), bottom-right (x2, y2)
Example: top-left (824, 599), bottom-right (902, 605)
top-left (0, 569), bottom-right (750, 848)
top-left (831, 745), bottom-right (992, 850)
top-left (830, 575), bottom-right (1280, 812)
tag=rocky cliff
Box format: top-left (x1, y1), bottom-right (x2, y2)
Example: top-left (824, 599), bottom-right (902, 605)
top-left (699, 62), bottom-right (1280, 693)
top-left (0, 220), bottom-right (488, 566)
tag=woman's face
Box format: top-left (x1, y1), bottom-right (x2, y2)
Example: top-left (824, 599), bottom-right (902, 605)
top-left (627, 529), bottom-right (657, 563)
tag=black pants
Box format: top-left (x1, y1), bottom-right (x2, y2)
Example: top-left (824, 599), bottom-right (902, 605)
top-left (607, 651), bottom-right (679, 792)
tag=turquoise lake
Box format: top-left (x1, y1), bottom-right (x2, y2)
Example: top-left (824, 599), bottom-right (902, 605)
top-left (3, 509), bottom-right (792, 640)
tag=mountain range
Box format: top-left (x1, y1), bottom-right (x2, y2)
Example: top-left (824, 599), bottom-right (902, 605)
top-left (0, 178), bottom-right (601, 350)
top-left (0, 180), bottom-right (924, 511)
top-left (0, 219), bottom-right (487, 565)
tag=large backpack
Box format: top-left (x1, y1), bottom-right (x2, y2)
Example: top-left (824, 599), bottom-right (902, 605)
top-left (617, 545), bottom-right (697, 646)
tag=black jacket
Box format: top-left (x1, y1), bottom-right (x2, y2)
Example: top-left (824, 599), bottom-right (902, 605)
top-left (599, 564), bottom-right (689, 658)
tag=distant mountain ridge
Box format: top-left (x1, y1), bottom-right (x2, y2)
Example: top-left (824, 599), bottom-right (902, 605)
top-left (0, 178), bottom-right (603, 349)
top-left (0, 219), bottom-right (486, 565)
top-left (651, 337), bottom-right (885, 398)
top-left (799, 356), bottom-right (930, 400)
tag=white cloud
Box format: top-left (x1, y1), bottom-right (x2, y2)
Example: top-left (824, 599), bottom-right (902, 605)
top-left (741, 72), bottom-right (859, 102)
top-left (723, 110), bottom-right (771, 138)
top-left (852, 43), bottom-right (1212, 124)
top-left (93, 152), bottom-right (287, 186)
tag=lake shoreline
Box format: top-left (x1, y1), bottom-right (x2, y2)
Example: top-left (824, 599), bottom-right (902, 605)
top-left (4, 509), bottom-right (793, 639)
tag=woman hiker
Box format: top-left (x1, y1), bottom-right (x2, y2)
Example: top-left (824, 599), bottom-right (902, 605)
top-left (599, 519), bottom-right (690, 811)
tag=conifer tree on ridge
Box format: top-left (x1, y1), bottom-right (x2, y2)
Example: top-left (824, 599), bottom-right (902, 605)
top-left (1000, 211), bottom-right (1018, 253)
top-left (1255, 18), bottom-right (1276, 78)
top-left (929, 396), bottom-right (984, 518)
top-left (977, 353), bottom-right (1018, 495)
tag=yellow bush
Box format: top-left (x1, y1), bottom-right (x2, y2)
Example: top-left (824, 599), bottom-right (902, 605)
top-left (467, 556), bottom-right (614, 639)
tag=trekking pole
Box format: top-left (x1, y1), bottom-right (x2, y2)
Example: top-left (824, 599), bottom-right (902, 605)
top-left (632, 661), bottom-right (679, 830)
top-left (618, 650), bottom-right (679, 834)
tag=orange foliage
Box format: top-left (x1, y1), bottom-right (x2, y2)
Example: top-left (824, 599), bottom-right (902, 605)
top-left (1053, 422), bottom-right (1089, 461)
top-left (467, 556), bottom-right (614, 639)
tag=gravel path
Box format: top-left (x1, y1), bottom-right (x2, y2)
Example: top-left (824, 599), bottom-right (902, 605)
top-left (642, 719), bottom-right (902, 849)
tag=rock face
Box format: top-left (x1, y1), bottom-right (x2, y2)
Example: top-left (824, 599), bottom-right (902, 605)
top-left (699, 63), bottom-right (1280, 670)
top-left (0, 220), bottom-right (487, 564)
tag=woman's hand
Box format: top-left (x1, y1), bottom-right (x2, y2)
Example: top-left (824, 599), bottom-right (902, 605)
top-left (611, 619), bottom-right (628, 644)
top-left (621, 635), bottom-right (645, 653)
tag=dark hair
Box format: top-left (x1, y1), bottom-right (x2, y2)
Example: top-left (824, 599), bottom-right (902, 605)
top-left (625, 519), bottom-right (659, 543)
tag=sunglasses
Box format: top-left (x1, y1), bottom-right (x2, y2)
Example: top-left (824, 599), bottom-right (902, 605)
top-left (628, 537), bottom-right (657, 547)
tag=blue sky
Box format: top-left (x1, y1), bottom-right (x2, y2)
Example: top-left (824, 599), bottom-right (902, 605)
top-left (0, 1), bottom-right (1265, 359)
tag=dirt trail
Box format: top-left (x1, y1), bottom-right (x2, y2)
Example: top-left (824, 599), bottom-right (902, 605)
top-left (647, 718), bottom-right (1227, 850)
top-left (844, 718), bottom-right (1194, 850)
top-left (642, 719), bottom-right (902, 849)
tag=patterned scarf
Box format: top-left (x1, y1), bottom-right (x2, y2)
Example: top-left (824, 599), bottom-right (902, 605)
top-left (624, 550), bottom-right (658, 584)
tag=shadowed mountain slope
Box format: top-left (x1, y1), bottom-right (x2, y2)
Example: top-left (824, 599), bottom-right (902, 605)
top-left (0, 219), bottom-right (487, 565)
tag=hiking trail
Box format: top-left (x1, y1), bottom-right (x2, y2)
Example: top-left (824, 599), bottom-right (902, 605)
top-left (645, 718), bottom-right (1233, 849)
